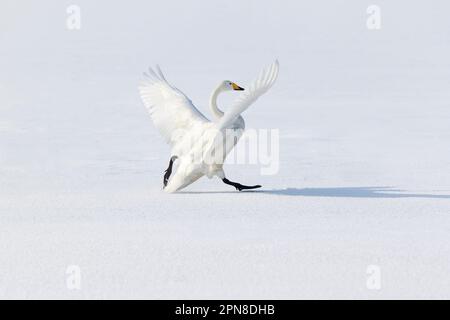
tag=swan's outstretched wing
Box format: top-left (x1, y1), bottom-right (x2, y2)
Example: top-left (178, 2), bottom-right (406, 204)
top-left (138, 66), bottom-right (208, 146)
top-left (217, 60), bottom-right (279, 129)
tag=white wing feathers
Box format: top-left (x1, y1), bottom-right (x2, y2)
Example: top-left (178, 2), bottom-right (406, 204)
top-left (138, 66), bottom-right (208, 145)
top-left (217, 60), bottom-right (279, 130)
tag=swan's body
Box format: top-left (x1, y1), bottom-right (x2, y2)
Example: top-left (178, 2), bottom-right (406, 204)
top-left (138, 61), bottom-right (279, 192)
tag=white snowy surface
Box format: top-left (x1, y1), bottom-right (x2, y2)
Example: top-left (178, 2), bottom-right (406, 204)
top-left (1, 0), bottom-right (450, 299)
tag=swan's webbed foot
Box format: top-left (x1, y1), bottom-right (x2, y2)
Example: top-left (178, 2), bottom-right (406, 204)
top-left (163, 156), bottom-right (177, 188)
top-left (222, 178), bottom-right (261, 192)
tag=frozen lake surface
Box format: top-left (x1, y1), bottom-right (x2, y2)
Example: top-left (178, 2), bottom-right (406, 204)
top-left (1, 1), bottom-right (450, 298)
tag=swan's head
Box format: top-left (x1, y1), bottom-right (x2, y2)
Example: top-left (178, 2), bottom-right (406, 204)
top-left (221, 80), bottom-right (244, 91)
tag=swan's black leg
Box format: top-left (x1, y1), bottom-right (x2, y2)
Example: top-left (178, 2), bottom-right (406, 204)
top-left (222, 178), bottom-right (261, 191)
top-left (163, 156), bottom-right (177, 188)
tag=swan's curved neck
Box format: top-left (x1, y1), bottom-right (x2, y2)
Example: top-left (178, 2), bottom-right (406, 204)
top-left (210, 84), bottom-right (224, 119)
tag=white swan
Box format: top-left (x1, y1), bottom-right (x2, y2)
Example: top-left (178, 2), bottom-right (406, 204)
top-left (138, 60), bottom-right (279, 193)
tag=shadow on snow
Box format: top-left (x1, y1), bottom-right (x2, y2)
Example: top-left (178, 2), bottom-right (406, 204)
top-left (181, 186), bottom-right (450, 199)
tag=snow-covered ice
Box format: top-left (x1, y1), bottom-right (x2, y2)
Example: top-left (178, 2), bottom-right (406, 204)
top-left (1, 1), bottom-right (450, 299)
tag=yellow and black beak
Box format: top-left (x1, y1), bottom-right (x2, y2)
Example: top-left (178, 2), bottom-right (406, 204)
top-left (231, 82), bottom-right (245, 91)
